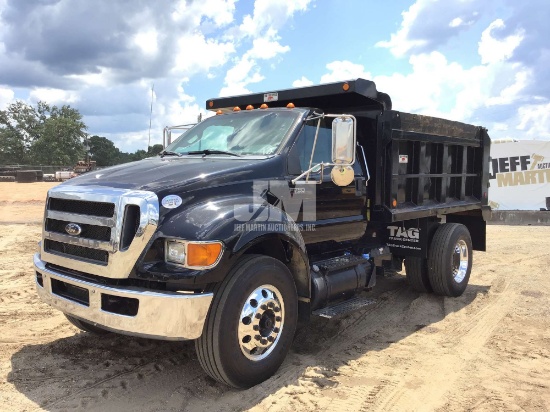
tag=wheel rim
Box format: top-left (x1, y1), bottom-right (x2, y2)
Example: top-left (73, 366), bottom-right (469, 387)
top-left (452, 239), bottom-right (469, 283)
top-left (238, 284), bottom-right (285, 361)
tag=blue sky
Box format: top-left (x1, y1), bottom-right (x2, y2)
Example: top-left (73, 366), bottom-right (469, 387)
top-left (0, 0), bottom-right (548, 152)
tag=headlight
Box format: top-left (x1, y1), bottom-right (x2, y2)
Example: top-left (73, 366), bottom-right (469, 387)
top-left (165, 240), bottom-right (223, 269)
top-left (166, 241), bottom-right (186, 264)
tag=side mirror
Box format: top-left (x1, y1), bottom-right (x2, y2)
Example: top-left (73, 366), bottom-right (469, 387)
top-left (331, 116), bottom-right (356, 165)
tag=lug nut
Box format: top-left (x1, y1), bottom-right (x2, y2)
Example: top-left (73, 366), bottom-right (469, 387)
top-left (261, 339), bottom-right (268, 345)
top-left (254, 335), bottom-right (261, 341)
top-left (268, 302), bottom-right (274, 308)
top-left (261, 304), bottom-right (267, 310)
top-left (255, 313), bottom-right (262, 319)
top-left (273, 327), bottom-right (279, 333)
top-left (253, 325), bottom-right (259, 331)
top-left (268, 336), bottom-right (274, 342)
top-left (275, 316), bottom-right (281, 322)
top-left (274, 307), bottom-right (280, 312)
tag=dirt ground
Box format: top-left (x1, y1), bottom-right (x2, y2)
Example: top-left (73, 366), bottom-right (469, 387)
top-left (1, 182), bottom-right (549, 412)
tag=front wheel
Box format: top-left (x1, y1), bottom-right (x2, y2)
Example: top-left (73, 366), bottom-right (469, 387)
top-left (428, 223), bottom-right (473, 297)
top-left (195, 255), bottom-right (298, 388)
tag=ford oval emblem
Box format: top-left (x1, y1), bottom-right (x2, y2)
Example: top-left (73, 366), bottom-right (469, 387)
top-left (65, 223), bottom-right (82, 236)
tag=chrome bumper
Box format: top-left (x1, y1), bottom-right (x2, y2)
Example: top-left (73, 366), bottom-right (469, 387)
top-left (34, 253), bottom-right (213, 340)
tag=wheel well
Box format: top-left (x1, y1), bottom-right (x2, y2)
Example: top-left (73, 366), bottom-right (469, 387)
top-left (242, 237), bottom-right (310, 300)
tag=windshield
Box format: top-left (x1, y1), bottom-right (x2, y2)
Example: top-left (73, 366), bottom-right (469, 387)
top-left (164, 110), bottom-right (303, 156)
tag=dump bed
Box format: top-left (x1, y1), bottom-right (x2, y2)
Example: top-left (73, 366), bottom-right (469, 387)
top-left (374, 110), bottom-right (491, 222)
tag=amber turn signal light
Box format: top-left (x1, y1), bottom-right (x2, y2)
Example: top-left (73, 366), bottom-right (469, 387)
top-left (187, 242), bottom-right (223, 267)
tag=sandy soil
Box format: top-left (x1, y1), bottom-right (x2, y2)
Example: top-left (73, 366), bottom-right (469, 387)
top-left (1, 182), bottom-right (549, 412)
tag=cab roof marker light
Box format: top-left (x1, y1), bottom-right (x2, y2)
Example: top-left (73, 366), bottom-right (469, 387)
top-left (233, 106), bottom-right (241, 112)
top-left (216, 110), bottom-right (223, 115)
top-left (260, 104), bottom-right (268, 109)
top-left (246, 105), bottom-right (254, 110)
top-left (286, 103), bottom-right (295, 108)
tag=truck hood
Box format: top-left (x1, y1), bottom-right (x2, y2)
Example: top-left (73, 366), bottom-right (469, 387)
top-left (62, 155), bottom-right (280, 193)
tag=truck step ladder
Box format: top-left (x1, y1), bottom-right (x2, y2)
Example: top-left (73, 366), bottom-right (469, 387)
top-left (312, 296), bottom-right (376, 319)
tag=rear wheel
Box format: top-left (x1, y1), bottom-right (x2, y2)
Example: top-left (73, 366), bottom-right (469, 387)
top-left (428, 223), bottom-right (472, 297)
top-left (195, 255), bottom-right (298, 388)
top-left (405, 257), bottom-right (432, 293)
top-left (64, 314), bottom-right (110, 335)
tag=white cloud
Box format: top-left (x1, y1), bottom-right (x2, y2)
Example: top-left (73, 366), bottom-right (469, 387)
top-left (248, 35), bottom-right (290, 60)
top-left (375, 0), bottom-right (429, 57)
top-left (134, 28), bottom-right (159, 56)
top-left (517, 102), bottom-right (550, 139)
top-left (0, 86), bottom-right (14, 109)
top-left (478, 19), bottom-right (524, 65)
top-left (292, 76), bottom-right (313, 87)
top-left (376, 0), bottom-right (487, 58)
top-left (238, 0), bottom-right (311, 37)
top-left (219, 0), bottom-right (311, 97)
top-left (173, 33), bottom-right (235, 76)
top-left (318, 18), bottom-right (532, 134)
top-left (320, 61), bottom-right (373, 84)
top-left (29, 88), bottom-right (79, 105)
top-left (172, 0), bottom-right (236, 27)
top-left (449, 17), bottom-right (463, 28)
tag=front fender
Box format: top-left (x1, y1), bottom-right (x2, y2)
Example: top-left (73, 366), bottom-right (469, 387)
top-left (147, 196), bottom-right (309, 288)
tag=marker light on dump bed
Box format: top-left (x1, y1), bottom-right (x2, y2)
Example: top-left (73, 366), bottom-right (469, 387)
top-left (343, 82), bottom-right (350, 91)
top-left (208, 101), bottom-right (214, 107)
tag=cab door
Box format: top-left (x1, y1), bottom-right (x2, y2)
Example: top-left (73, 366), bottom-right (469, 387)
top-left (287, 118), bottom-right (367, 244)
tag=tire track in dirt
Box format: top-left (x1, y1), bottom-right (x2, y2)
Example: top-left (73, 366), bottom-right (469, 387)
top-left (358, 275), bottom-right (516, 411)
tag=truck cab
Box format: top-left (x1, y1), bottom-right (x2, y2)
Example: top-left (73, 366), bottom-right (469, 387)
top-left (34, 78), bottom-right (490, 388)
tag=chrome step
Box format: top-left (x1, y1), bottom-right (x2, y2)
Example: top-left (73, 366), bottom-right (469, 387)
top-left (312, 296), bottom-right (376, 319)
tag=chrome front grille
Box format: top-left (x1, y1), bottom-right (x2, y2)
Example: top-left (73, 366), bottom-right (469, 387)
top-left (46, 218), bottom-right (112, 241)
top-left (48, 197), bottom-right (115, 217)
top-left (44, 239), bottom-right (109, 264)
top-left (41, 186), bottom-right (159, 279)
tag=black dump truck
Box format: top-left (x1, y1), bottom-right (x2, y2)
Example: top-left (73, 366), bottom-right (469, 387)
top-left (34, 79), bottom-right (491, 388)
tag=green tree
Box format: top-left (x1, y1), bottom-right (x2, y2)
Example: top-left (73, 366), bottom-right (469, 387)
top-left (0, 101), bottom-right (45, 163)
top-left (88, 135), bottom-right (123, 166)
top-left (0, 101), bottom-right (87, 165)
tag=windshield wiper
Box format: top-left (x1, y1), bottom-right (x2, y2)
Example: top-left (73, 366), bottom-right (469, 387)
top-left (159, 150), bottom-right (183, 158)
top-left (187, 149), bottom-right (241, 157)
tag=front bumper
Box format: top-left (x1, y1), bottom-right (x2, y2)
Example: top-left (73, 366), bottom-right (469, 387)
top-left (34, 253), bottom-right (213, 340)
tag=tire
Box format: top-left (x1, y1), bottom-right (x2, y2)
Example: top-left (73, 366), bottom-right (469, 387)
top-left (64, 314), bottom-right (110, 335)
top-left (428, 223), bottom-right (472, 297)
top-left (36, 170), bottom-right (44, 182)
top-left (405, 257), bottom-right (432, 293)
top-left (195, 255), bottom-right (298, 388)
top-left (16, 170), bottom-right (37, 183)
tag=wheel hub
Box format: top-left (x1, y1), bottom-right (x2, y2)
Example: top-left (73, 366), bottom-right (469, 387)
top-left (238, 285), bottom-right (284, 361)
top-left (452, 239), bottom-right (469, 283)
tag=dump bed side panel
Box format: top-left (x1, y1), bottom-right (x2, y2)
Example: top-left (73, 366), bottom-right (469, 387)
top-left (374, 110), bottom-right (490, 223)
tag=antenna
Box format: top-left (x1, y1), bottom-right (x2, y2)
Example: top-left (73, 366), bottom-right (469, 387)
top-left (148, 83), bottom-right (154, 150)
